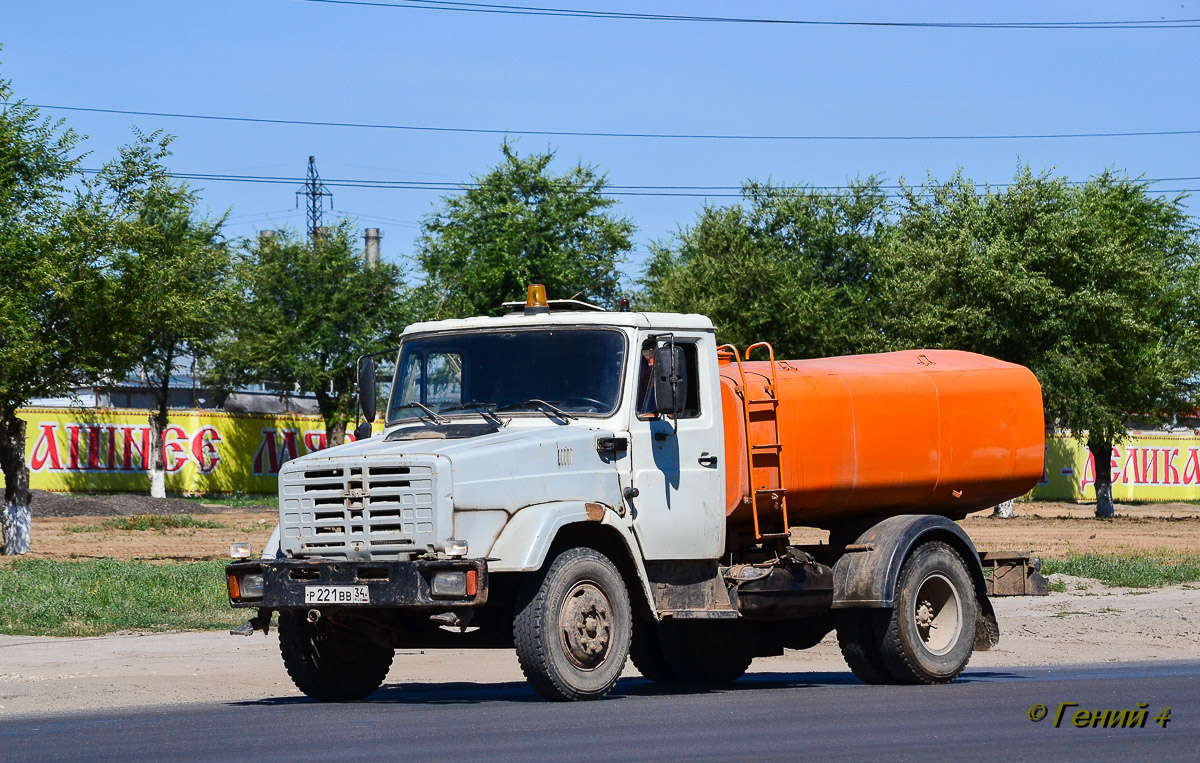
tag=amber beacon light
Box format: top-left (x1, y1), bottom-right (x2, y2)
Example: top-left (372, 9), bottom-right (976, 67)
top-left (525, 283), bottom-right (550, 315)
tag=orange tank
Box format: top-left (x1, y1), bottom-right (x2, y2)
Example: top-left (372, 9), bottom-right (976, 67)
top-left (718, 347), bottom-right (1045, 532)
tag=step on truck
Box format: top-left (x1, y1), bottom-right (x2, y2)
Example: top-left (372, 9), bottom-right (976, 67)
top-left (226, 285), bottom-right (1045, 701)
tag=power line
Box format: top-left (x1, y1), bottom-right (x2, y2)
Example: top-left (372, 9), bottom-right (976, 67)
top-left (78, 168), bottom-right (1200, 199)
top-left (298, 0), bottom-right (1200, 30)
top-left (19, 102), bottom-right (1200, 143)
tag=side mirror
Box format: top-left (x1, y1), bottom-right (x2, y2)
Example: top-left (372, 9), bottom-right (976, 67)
top-left (354, 421), bottom-right (374, 441)
top-left (652, 344), bottom-right (687, 416)
top-left (358, 357), bottom-right (377, 423)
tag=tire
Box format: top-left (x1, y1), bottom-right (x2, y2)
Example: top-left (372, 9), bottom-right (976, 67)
top-left (629, 617), bottom-right (679, 683)
top-left (835, 608), bottom-right (892, 685)
top-left (657, 621), bottom-right (755, 684)
top-left (879, 541), bottom-right (978, 684)
top-left (513, 547), bottom-right (632, 701)
top-left (278, 611), bottom-right (394, 701)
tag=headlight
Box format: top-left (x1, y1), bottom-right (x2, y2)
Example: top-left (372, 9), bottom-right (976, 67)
top-left (431, 570), bottom-right (467, 597)
top-left (239, 573), bottom-right (265, 599)
top-left (430, 569), bottom-right (478, 598)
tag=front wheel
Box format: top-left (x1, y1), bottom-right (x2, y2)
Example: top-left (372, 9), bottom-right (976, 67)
top-left (879, 541), bottom-right (978, 684)
top-left (513, 547), bottom-right (632, 701)
top-left (278, 611), bottom-right (394, 701)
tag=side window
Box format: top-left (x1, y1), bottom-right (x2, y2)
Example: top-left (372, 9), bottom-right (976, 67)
top-left (636, 340), bottom-right (701, 419)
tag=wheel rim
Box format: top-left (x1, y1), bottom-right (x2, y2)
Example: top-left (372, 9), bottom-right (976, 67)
top-left (912, 572), bottom-right (962, 656)
top-left (559, 581), bottom-right (613, 670)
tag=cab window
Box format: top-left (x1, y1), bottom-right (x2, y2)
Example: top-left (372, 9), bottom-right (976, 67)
top-left (636, 339), bottom-right (700, 419)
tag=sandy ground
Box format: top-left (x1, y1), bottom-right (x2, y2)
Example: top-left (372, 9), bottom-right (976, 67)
top-left (0, 578), bottom-right (1195, 718)
top-left (961, 501), bottom-right (1200, 557)
top-left (10, 512), bottom-right (278, 564)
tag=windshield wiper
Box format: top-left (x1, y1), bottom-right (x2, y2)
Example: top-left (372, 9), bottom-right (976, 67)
top-left (392, 401), bottom-right (451, 424)
top-left (437, 400), bottom-right (507, 427)
top-left (495, 398), bottom-right (579, 421)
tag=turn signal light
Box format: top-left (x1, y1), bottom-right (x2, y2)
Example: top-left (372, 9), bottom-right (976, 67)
top-left (466, 569), bottom-right (478, 597)
top-left (227, 573), bottom-right (241, 600)
top-left (524, 284), bottom-right (550, 315)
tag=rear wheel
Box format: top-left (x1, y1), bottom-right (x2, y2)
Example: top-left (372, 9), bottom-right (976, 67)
top-left (835, 608), bottom-right (891, 685)
top-left (879, 541), bottom-right (978, 684)
top-left (628, 617), bottom-right (679, 683)
top-left (278, 611), bottom-right (394, 701)
top-left (513, 547), bottom-right (632, 701)
top-left (657, 621), bottom-right (755, 684)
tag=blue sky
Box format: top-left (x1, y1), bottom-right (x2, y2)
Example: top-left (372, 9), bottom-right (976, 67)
top-left (4, 1), bottom-right (1199, 292)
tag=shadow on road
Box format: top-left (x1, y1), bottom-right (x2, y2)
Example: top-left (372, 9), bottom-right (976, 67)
top-left (231, 670), bottom-right (869, 708)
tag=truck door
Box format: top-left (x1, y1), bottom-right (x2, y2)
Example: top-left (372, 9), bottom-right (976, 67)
top-left (628, 332), bottom-right (725, 559)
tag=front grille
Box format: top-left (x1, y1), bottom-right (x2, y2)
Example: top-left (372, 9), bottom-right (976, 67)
top-left (279, 462), bottom-right (438, 559)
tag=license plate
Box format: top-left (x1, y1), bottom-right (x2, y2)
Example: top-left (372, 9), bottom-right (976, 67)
top-left (304, 585), bottom-right (370, 605)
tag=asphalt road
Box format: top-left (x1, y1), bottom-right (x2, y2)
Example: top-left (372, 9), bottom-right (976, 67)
top-left (1, 661), bottom-right (1195, 761)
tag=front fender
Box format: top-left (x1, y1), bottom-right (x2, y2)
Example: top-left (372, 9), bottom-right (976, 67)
top-left (487, 501), bottom-right (658, 617)
top-left (261, 524), bottom-right (281, 560)
top-left (487, 501), bottom-right (627, 572)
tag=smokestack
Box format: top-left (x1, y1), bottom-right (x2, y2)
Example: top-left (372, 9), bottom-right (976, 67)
top-left (258, 230), bottom-right (276, 247)
top-left (313, 226), bottom-right (330, 244)
top-left (364, 228), bottom-right (381, 267)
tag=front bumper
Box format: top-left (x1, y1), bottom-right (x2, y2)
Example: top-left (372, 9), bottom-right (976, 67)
top-left (226, 557), bottom-right (489, 609)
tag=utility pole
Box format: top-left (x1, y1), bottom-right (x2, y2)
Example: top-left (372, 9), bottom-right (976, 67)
top-left (297, 156), bottom-right (332, 245)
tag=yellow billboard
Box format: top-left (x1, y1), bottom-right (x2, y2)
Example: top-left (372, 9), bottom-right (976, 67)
top-left (2, 407), bottom-right (370, 495)
top-left (1033, 432), bottom-right (1200, 502)
top-left (7, 409), bottom-right (1199, 503)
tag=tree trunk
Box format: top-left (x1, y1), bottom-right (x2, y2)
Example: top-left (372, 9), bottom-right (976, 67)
top-left (314, 388), bottom-right (347, 451)
top-left (148, 410), bottom-right (166, 498)
top-left (992, 499), bottom-right (1015, 519)
top-left (1088, 438), bottom-right (1115, 519)
top-left (327, 420), bottom-right (346, 450)
top-left (0, 409), bottom-right (32, 555)
top-left (148, 347), bottom-right (173, 499)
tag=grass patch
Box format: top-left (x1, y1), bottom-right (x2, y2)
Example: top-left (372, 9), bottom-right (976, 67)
top-left (183, 493), bottom-right (275, 509)
top-left (1048, 578), bottom-right (1067, 593)
top-left (1042, 554), bottom-right (1200, 588)
top-left (0, 559), bottom-right (240, 637)
top-left (66, 515), bottom-right (226, 533)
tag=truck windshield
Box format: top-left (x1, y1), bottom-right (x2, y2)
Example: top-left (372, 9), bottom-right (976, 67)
top-left (387, 328), bottom-right (627, 424)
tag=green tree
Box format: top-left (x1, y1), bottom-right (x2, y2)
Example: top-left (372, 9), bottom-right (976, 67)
top-left (100, 132), bottom-right (232, 498)
top-left (641, 179), bottom-right (892, 358)
top-left (416, 142), bottom-right (635, 318)
top-left (890, 167), bottom-right (1200, 517)
top-left (215, 222), bottom-right (410, 447)
top-left (0, 81), bottom-right (141, 553)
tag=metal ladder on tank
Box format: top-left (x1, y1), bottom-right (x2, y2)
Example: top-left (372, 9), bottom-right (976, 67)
top-left (719, 342), bottom-right (791, 542)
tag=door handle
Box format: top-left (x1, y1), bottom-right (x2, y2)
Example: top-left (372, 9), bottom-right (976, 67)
top-left (698, 453), bottom-right (718, 467)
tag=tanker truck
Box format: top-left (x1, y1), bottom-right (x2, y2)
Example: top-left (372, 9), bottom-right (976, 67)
top-left (225, 285), bottom-right (1045, 701)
